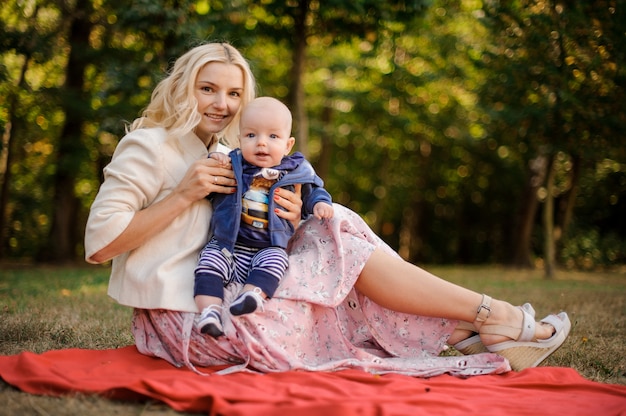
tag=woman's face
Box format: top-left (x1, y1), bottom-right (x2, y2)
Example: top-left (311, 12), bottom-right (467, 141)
top-left (193, 62), bottom-right (244, 143)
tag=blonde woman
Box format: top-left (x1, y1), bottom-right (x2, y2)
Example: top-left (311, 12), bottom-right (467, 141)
top-left (85, 42), bottom-right (570, 376)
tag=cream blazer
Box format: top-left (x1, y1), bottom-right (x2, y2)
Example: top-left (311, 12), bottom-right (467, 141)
top-left (85, 127), bottom-right (228, 312)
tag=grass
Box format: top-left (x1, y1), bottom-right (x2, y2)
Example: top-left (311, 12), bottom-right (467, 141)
top-left (1, 264), bottom-right (625, 415)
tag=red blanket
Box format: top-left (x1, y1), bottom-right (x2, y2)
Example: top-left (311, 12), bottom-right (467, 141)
top-left (1, 346), bottom-right (625, 415)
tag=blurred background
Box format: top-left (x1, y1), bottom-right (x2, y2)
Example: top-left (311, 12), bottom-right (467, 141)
top-left (1, 0), bottom-right (624, 276)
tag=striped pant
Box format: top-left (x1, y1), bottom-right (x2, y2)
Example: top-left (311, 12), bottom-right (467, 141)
top-left (194, 238), bottom-right (288, 300)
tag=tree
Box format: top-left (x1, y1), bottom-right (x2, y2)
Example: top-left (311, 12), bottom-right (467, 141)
top-left (0, 1), bottom-right (65, 259)
top-left (230, 0), bottom-right (432, 155)
top-left (477, 0), bottom-right (626, 274)
top-left (1, 0), bottom-right (624, 267)
top-left (42, 0), bottom-right (95, 262)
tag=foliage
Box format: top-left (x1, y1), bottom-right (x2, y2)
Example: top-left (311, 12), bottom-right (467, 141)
top-left (475, 0), bottom-right (626, 268)
top-left (0, 0), bottom-right (624, 268)
top-left (561, 165), bottom-right (626, 268)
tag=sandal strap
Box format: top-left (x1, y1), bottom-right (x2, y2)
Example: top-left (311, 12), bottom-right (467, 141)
top-left (456, 321), bottom-right (477, 331)
top-left (475, 294), bottom-right (492, 323)
top-left (479, 324), bottom-right (522, 340)
top-left (517, 308), bottom-right (536, 342)
top-left (479, 306), bottom-right (536, 342)
top-left (537, 314), bottom-right (564, 343)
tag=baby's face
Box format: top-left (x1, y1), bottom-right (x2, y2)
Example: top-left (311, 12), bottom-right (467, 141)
top-left (239, 103), bottom-right (295, 168)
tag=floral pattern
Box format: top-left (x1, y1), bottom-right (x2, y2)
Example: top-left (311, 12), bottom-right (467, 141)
top-left (132, 205), bottom-right (509, 377)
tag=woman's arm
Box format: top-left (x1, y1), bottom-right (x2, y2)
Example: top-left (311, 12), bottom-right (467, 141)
top-left (88, 156), bottom-right (236, 263)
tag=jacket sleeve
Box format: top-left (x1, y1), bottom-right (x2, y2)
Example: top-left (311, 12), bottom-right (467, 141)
top-left (84, 130), bottom-right (165, 263)
top-left (301, 183), bottom-right (333, 217)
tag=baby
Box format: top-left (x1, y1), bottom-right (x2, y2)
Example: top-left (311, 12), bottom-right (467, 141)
top-left (193, 97), bottom-right (334, 337)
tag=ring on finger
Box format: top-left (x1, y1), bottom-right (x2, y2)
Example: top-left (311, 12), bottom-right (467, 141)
top-left (214, 176), bottom-right (218, 184)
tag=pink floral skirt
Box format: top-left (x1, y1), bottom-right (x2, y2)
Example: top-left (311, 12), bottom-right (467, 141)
top-left (132, 205), bottom-right (509, 377)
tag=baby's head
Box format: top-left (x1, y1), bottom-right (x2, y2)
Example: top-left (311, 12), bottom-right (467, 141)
top-left (239, 97), bottom-right (295, 168)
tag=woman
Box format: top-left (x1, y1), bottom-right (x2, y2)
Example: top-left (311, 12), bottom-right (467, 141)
top-left (85, 42), bottom-right (570, 376)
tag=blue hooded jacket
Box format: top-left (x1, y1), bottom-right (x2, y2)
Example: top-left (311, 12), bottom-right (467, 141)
top-left (209, 149), bottom-right (332, 253)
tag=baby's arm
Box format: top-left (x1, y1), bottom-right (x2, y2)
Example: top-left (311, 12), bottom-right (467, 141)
top-left (208, 152), bottom-right (231, 167)
top-left (313, 202), bottom-right (334, 219)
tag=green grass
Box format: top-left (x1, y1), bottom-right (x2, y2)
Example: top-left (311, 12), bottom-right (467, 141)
top-left (1, 265), bottom-right (625, 415)
top-left (0, 266), bottom-right (133, 355)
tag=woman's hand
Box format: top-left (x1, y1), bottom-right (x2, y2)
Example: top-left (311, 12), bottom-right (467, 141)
top-left (175, 155), bottom-right (236, 203)
top-left (274, 185), bottom-right (303, 228)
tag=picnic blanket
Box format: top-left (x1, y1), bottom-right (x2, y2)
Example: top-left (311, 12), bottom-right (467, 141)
top-left (1, 346), bottom-right (625, 415)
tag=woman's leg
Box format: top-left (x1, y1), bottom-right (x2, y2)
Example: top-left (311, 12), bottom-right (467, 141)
top-left (355, 248), bottom-right (554, 345)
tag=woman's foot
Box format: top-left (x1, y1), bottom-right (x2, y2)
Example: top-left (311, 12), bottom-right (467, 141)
top-left (448, 317), bottom-right (489, 355)
top-left (450, 303), bottom-right (535, 355)
top-left (473, 295), bottom-right (571, 371)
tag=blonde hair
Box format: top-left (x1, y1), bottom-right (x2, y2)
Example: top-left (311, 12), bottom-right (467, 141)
top-left (128, 42), bottom-right (256, 147)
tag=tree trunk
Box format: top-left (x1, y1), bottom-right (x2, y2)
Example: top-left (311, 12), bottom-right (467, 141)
top-left (0, 58), bottom-right (30, 259)
top-left (556, 153), bottom-right (581, 249)
top-left (398, 203), bottom-right (418, 261)
top-left (545, 0), bottom-right (567, 277)
top-left (0, 120), bottom-right (13, 259)
top-left (543, 153), bottom-right (557, 279)
top-left (0, 3), bottom-right (40, 259)
top-left (316, 93), bottom-right (333, 180)
top-left (401, 142), bottom-right (430, 263)
top-left (511, 154), bottom-right (548, 268)
top-left (370, 156), bottom-right (391, 235)
top-left (287, 0), bottom-right (309, 156)
top-left (42, 0), bottom-right (93, 262)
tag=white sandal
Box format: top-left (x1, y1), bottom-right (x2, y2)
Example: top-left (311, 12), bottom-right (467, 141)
top-left (476, 295), bottom-right (571, 371)
top-left (454, 303), bottom-right (535, 355)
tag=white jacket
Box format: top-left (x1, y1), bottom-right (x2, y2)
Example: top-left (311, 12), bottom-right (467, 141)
top-left (85, 127), bottom-right (227, 312)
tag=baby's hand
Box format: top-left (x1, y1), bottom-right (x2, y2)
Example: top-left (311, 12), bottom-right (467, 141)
top-left (208, 152), bottom-right (231, 167)
top-left (313, 202), bottom-right (334, 220)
